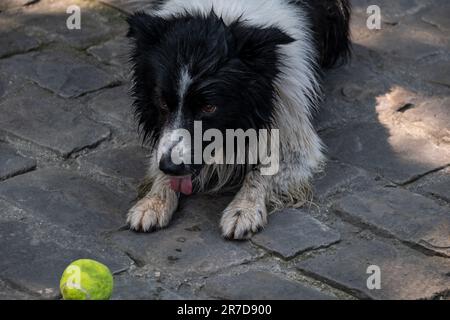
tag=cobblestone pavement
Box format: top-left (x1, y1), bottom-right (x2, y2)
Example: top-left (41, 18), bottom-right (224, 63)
top-left (0, 0), bottom-right (449, 300)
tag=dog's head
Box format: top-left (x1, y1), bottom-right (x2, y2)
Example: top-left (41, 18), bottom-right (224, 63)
top-left (127, 11), bottom-right (293, 193)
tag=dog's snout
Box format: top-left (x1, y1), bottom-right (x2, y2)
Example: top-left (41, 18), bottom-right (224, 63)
top-left (159, 153), bottom-right (190, 176)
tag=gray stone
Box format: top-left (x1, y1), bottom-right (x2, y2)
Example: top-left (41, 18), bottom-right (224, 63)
top-left (422, 176), bottom-right (450, 203)
top-left (296, 238), bottom-right (450, 300)
top-left (358, 25), bottom-right (444, 62)
top-left (0, 199), bottom-right (131, 299)
top-left (0, 70), bottom-right (32, 102)
top-left (10, 0), bottom-right (126, 50)
top-left (0, 28), bottom-right (40, 58)
top-left (0, 86), bottom-right (111, 157)
top-left (0, 0), bottom-right (34, 11)
top-left (100, 0), bottom-right (155, 14)
top-left (87, 36), bottom-right (132, 80)
top-left (422, 5), bottom-right (450, 32)
top-left (313, 161), bottom-right (371, 201)
top-left (0, 221), bottom-right (128, 299)
top-left (0, 49), bottom-right (118, 98)
top-left (110, 195), bottom-right (262, 275)
top-left (0, 143), bottom-right (36, 181)
top-left (351, 9), bottom-right (447, 62)
top-left (423, 61), bottom-right (450, 88)
top-left (202, 271), bottom-right (334, 300)
top-left (111, 274), bottom-right (184, 300)
top-left (401, 97), bottom-right (450, 144)
top-left (375, 87), bottom-right (450, 144)
top-left (87, 85), bottom-right (135, 127)
top-left (350, 12), bottom-right (385, 45)
top-left (0, 73), bottom-right (6, 100)
top-left (352, 0), bottom-right (431, 23)
top-left (79, 145), bottom-right (148, 184)
top-left (87, 36), bottom-right (130, 67)
top-left (322, 122), bottom-right (450, 184)
top-left (251, 209), bottom-right (340, 259)
top-left (315, 51), bottom-right (390, 131)
top-left (0, 279), bottom-right (34, 300)
top-left (333, 187), bottom-right (450, 257)
top-left (0, 169), bottom-right (133, 235)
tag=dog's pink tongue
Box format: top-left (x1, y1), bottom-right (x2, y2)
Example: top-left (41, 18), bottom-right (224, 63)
top-left (169, 176), bottom-right (193, 195)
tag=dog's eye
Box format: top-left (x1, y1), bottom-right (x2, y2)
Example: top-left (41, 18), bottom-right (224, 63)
top-left (160, 98), bottom-right (169, 111)
top-left (201, 104), bottom-right (217, 114)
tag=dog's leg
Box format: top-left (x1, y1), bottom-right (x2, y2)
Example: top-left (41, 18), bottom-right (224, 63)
top-left (127, 169), bottom-right (178, 232)
top-left (220, 170), bottom-right (268, 240)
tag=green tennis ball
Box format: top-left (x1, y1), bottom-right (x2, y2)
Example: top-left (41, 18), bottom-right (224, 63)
top-left (60, 259), bottom-right (114, 300)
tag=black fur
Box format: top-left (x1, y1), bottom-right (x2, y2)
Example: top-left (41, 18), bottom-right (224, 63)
top-left (127, 0), bottom-right (351, 161)
top-left (127, 11), bottom-right (294, 148)
top-left (291, 0), bottom-right (352, 68)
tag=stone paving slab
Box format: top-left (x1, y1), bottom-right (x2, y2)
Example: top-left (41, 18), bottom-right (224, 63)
top-left (251, 209), bottom-right (341, 259)
top-left (0, 48), bottom-right (119, 98)
top-left (356, 22), bottom-right (446, 62)
top-left (0, 0), bottom-right (35, 11)
top-left (100, 0), bottom-right (155, 14)
top-left (202, 271), bottom-right (334, 300)
top-left (0, 86), bottom-right (111, 157)
top-left (0, 199), bottom-right (131, 299)
top-left (0, 27), bottom-right (41, 59)
top-left (87, 36), bottom-right (131, 80)
top-left (0, 142), bottom-right (36, 181)
top-left (0, 169), bottom-right (133, 235)
top-left (322, 122), bottom-right (450, 184)
top-left (421, 3), bottom-right (450, 32)
top-left (87, 36), bottom-right (130, 68)
top-left (0, 220), bottom-right (129, 299)
top-left (333, 187), bottom-right (450, 257)
top-left (421, 177), bottom-right (450, 203)
top-left (296, 237), bottom-right (450, 300)
top-left (0, 74), bottom-right (6, 101)
top-left (111, 273), bottom-right (185, 300)
top-left (0, 279), bottom-right (33, 300)
top-left (351, 8), bottom-right (450, 86)
top-left (312, 161), bottom-right (375, 201)
top-left (79, 145), bottom-right (148, 185)
top-left (352, 0), bottom-right (432, 24)
top-left (408, 167), bottom-right (450, 205)
top-left (420, 60), bottom-right (450, 89)
top-left (315, 50), bottom-right (390, 131)
top-left (376, 86), bottom-right (450, 145)
top-left (87, 85), bottom-right (135, 127)
top-left (110, 195), bottom-right (263, 276)
top-left (0, 70), bottom-right (31, 103)
top-left (5, 0), bottom-right (127, 50)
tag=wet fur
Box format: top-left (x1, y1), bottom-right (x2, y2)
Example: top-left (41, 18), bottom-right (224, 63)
top-left (127, 0), bottom-right (351, 239)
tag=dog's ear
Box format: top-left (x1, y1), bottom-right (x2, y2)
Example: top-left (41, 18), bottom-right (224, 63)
top-left (231, 24), bottom-right (295, 73)
top-left (126, 12), bottom-right (170, 45)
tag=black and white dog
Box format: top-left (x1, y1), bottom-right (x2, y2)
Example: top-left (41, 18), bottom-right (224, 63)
top-left (126, 0), bottom-right (351, 239)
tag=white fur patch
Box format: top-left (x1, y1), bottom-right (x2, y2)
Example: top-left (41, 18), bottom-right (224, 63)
top-left (157, 67), bottom-right (193, 164)
top-left (178, 67), bottom-right (192, 102)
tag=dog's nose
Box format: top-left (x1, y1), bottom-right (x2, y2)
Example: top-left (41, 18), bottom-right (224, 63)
top-left (159, 153), bottom-right (190, 176)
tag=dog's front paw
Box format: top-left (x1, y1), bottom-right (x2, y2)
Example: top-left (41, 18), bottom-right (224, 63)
top-left (220, 200), bottom-right (267, 240)
top-left (127, 196), bottom-right (174, 232)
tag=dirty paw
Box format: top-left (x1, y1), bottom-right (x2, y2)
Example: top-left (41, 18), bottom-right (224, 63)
top-left (127, 196), bottom-right (174, 232)
top-left (220, 201), bottom-right (267, 240)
